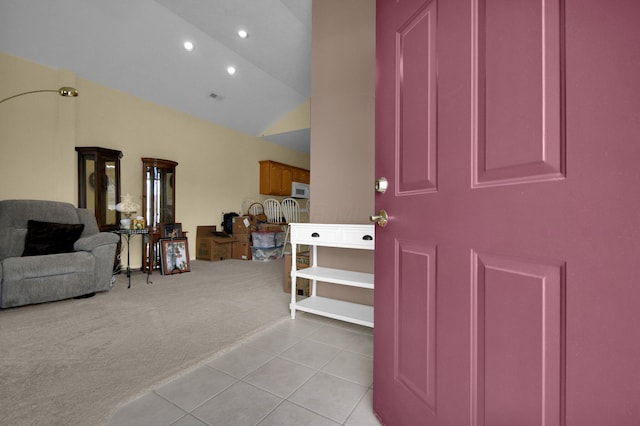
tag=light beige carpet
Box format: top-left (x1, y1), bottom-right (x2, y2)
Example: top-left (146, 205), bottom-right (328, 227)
top-left (0, 258), bottom-right (291, 426)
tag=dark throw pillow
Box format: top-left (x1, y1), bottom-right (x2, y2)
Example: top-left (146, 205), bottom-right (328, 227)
top-left (22, 220), bottom-right (85, 257)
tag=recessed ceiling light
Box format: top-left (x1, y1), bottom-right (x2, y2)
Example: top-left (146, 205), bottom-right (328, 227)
top-left (183, 41), bottom-right (195, 52)
top-left (237, 29), bottom-right (249, 39)
top-left (227, 66), bottom-right (237, 76)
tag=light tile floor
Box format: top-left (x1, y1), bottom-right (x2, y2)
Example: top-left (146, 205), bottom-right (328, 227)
top-left (108, 314), bottom-right (382, 426)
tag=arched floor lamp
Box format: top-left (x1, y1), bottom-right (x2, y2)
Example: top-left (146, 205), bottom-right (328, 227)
top-left (0, 86), bottom-right (79, 104)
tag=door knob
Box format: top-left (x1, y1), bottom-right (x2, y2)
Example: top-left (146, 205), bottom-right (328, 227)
top-left (370, 210), bottom-right (389, 227)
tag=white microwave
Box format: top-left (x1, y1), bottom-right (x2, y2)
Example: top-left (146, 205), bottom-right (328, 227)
top-left (291, 182), bottom-right (310, 199)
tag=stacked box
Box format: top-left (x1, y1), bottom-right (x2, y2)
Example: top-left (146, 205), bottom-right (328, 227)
top-left (232, 240), bottom-right (252, 260)
top-left (251, 231), bottom-right (284, 248)
top-left (196, 237), bottom-right (233, 261)
top-left (234, 233), bottom-right (251, 243)
top-left (295, 251), bottom-right (310, 268)
top-left (251, 246), bottom-right (282, 261)
top-left (195, 226), bottom-right (234, 261)
top-left (196, 226), bottom-right (217, 238)
top-left (257, 223), bottom-right (285, 232)
top-left (232, 215), bottom-right (257, 235)
top-left (284, 251), bottom-right (311, 295)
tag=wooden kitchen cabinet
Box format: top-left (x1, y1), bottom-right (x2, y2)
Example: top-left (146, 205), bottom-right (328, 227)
top-left (292, 167), bottom-right (310, 184)
top-left (259, 160), bottom-right (310, 196)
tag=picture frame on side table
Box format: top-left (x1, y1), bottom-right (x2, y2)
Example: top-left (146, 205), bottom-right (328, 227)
top-left (162, 222), bottom-right (183, 238)
top-left (160, 237), bottom-right (190, 275)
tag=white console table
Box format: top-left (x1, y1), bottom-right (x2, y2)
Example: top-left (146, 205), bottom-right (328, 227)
top-left (289, 223), bottom-right (374, 327)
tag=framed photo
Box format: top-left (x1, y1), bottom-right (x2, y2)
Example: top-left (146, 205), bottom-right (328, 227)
top-left (162, 222), bottom-right (183, 238)
top-left (160, 237), bottom-right (190, 275)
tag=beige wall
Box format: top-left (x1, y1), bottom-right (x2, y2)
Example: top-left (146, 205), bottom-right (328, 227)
top-left (0, 52), bottom-right (310, 268)
top-left (0, 57), bottom-right (78, 203)
top-left (260, 99), bottom-right (310, 137)
top-left (310, 0), bottom-right (376, 304)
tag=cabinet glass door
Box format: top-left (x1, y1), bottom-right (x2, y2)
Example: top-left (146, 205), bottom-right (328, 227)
top-left (105, 158), bottom-right (118, 227)
top-left (76, 147), bottom-right (122, 231)
top-left (143, 159), bottom-right (177, 227)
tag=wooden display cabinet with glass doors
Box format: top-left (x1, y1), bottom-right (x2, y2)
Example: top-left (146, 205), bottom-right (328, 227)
top-left (76, 147), bottom-right (122, 231)
top-left (141, 157), bottom-right (178, 272)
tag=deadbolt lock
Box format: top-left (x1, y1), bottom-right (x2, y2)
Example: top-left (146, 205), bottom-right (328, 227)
top-left (375, 177), bottom-right (388, 193)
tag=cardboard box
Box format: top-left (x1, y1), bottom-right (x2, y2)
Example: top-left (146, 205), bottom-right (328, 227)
top-left (284, 252), bottom-right (310, 295)
top-left (232, 240), bottom-right (252, 260)
top-left (196, 226), bottom-right (217, 239)
top-left (295, 251), bottom-right (311, 268)
top-left (196, 235), bottom-right (233, 261)
top-left (234, 233), bottom-right (251, 243)
top-left (232, 215), bottom-right (256, 235)
top-left (257, 223), bottom-right (285, 232)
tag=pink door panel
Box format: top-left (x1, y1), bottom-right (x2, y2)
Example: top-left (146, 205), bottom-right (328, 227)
top-left (472, 0), bottom-right (564, 187)
top-left (472, 252), bottom-right (564, 426)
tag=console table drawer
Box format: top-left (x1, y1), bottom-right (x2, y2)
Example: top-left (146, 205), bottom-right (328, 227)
top-left (341, 229), bottom-right (375, 248)
top-left (291, 227), bottom-right (339, 245)
top-left (291, 224), bottom-right (374, 249)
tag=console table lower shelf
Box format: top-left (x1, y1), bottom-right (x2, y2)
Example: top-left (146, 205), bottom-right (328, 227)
top-left (290, 296), bottom-right (373, 328)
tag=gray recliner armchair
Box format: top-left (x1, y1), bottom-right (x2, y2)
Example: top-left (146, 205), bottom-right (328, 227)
top-left (0, 199), bottom-right (119, 308)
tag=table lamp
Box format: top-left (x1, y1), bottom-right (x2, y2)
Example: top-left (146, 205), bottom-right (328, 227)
top-left (115, 194), bottom-right (139, 229)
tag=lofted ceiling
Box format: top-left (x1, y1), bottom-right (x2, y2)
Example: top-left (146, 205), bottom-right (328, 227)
top-left (0, 0), bottom-right (312, 152)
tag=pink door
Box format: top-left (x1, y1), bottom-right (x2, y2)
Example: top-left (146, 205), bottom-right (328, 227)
top-left (374, 0), bottom-right (640, 425)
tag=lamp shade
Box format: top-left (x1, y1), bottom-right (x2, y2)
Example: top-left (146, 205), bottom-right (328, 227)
top-left (115, 194), bottom-right (139, 214)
